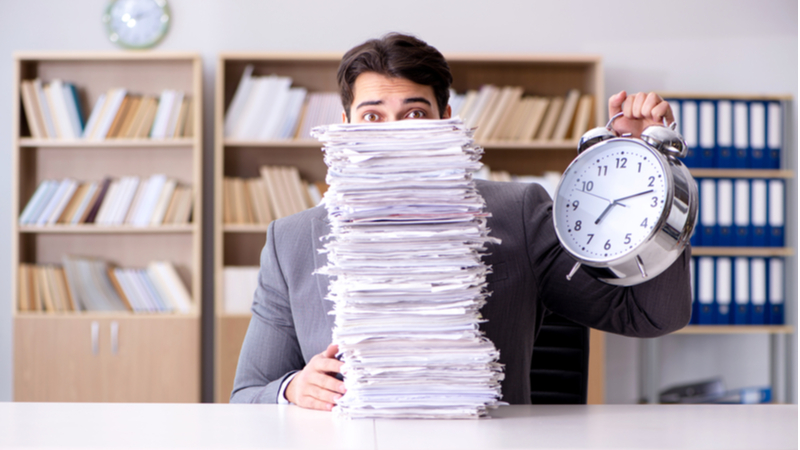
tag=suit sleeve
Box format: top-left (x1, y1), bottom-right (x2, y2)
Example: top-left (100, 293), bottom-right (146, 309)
top-left (230, 220), bottom-right (306, 403)
top-left (524, 183), bottom-right (692, 337)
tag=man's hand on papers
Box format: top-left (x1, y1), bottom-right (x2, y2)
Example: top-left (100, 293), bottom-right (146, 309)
top-left (608, 91), bottom-right (675, 138)
top-left (285, 343), bottom-right (346, 411)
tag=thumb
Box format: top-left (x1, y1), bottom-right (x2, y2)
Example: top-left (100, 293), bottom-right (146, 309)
top-left (608, 90), bottom-right (626, 116)
top-left (324, 343), bottom-right (339, 359)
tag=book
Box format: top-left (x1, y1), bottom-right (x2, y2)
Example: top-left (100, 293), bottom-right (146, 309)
top-left (571, 94), bottom-right (594, 140)
top-left (20, 80), bottom-right (46, 138)
top-left (32, 79), bottom-right (57, 138)
top-left (81, 94), bottom-right (107, 139)
top-left (535, 96), bottom-right (563, 141)
top-left (150, 178), bottom-right (177, 225)
top-left (551, 89), bottom-right (581, 141)
top-left (520, 97), bottom-right (551, 142)
top-left (224, 64), bottom-right (255, 137)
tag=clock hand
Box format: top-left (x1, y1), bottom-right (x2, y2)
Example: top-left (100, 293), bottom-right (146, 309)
top-left (594, 202), bottom-right (616, 225)
top-left (613, 189), bottom-right (654, 203)
top-left (575, 189), bottom-right (612, 204)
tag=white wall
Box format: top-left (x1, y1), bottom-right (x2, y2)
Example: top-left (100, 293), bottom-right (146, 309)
top-left (0, 0), bottom-right (796, 403)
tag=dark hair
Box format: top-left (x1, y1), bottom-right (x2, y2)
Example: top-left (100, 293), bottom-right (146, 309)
top-left (337, 33), bottom-right (453, 121)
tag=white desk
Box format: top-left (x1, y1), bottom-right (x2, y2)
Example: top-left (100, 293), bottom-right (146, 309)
top-left (0, 403), bottom-right (796, 449)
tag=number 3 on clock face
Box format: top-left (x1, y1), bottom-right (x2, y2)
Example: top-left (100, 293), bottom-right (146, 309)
top-left (554, 139), bottom-right (668, 264)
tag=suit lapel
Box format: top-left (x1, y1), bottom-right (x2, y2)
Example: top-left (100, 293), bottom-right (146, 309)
top-left (311, 217), bottom-right (335, 330)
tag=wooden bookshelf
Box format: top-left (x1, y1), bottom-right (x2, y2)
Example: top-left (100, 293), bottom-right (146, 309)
top-left (214, 53), bottom-right (606, 403)
top-left (11, 52), bottom-right (203, 402)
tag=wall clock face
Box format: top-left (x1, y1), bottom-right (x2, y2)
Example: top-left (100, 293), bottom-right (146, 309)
top-left (103, 0), bottom-right (171, 49)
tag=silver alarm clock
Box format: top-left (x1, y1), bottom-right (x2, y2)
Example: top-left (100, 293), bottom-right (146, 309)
top-left (552, 112), bottom-right (698, 286)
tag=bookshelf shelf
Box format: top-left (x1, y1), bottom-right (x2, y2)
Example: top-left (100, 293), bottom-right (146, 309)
top-left (19, 225), bottom-right (195, 234)
top-left (689, 169), bottom-right (794, 179)
top-left (20, 138), bottom-right (195, 148)
top-left (12, 52), bottom-right (203, 403)
top-left (675, 325), bottom-right (794, 335)
top-left (223, 224), bottom-right (270, 233)
top-left (223, 139), bottom-right (580, 151)
top-left (213, 52), bottom-right (606, 404)
top-left (691, 247), bottom-right (794, 257)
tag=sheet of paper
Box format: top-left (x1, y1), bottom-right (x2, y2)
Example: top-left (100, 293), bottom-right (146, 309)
top-left (313, 118), bottom-right (504, 419)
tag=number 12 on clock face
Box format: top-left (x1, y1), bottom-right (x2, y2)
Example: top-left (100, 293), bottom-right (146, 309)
top-left (554, 140), bottom-right (669, 264)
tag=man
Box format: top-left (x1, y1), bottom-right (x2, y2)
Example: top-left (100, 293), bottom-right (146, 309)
top-left (231, 33), bottom-right (691, 410)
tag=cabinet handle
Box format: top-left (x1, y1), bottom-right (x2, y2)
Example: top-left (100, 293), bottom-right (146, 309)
top-left (110, 321), bottom-right (119, 356)
top-left (91, 321), bottom-right (99, 355)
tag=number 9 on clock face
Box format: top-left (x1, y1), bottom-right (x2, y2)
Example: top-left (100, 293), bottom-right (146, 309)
top-left (553, 139), bottom-right (669, 264)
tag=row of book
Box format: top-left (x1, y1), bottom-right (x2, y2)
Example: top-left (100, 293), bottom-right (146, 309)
top-left (667, 98), bottom-right (783, 169)
top-left (692, 178), bottom-right (784, 247)
top-left (449, 87), bottom-right (594, 142)
top-left (18, 258), bottom-right (192, 314)
top-left (20, 78), bottom-right (194, 140)
top-left (20, 175), bottom-right (193, 227)
top-left (223, 165), bottom-right (323, 224)
top-left (690, 256), bottom-right (784, 325)
top-left (223, 65), bottom-right (341, 140)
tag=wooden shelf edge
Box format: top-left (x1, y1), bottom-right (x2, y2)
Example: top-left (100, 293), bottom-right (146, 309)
top-left (13, 311), bottom-right (202, 319)
top-left (19, 138), bottom-right (194, 148)
top-left (691, 247), bottom-right (794, 257)
top-left (14, 51), bottom-right (201, 61)
top-left (689, 169), bottom-right (794, 179)
top-left (18, 225), bottom-right (195, 234)
top-left (223, 138), bottom-right (579, 150)
top-left (674, 325), bottom-right (794, 335)
top-left (658, 92), bottom-right (793, 101)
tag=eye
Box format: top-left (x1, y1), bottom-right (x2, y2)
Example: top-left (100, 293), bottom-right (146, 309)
top-left (405, 110), bottom-right (426, 119)
top-left (362, 112), bottom-right (380, 122)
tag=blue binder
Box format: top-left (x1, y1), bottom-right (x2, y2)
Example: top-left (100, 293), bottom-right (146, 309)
top-left (715, 100), bottom-right (734, 168)
top-left (698, 101), bottom-right (715, 168)
top-left (715, 257), bottom-right (732, 325)
top-left (768, 179), bottom-right (785, 247)
top-left (696, 257), bottom-right (716, 324)
top-left (749, 102), bottom-right (767, 169)
top-left (716, 179), bottom-right (733, 246)
top-left (749, 258), bottom-right (767, 325)
top-left (750, 179), bottom-right (768, 246)
top-left (699, 178), bottom-right (717, 246)
top-left (767, 258), bottom-right (784, 325)
top-left (733, 179), bottom-right (750, 246)
top-left (766, 101), bottom-right (782, 169)
top-left (732, 101), bottom-right (749, 168)
top-left (681, 100), bottom-right (700, 168)
top-left (732, 257), bottom-right (750, 325)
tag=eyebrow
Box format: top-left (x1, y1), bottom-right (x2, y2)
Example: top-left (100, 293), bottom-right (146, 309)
top-left (355, 97), bottom-right (432, 110)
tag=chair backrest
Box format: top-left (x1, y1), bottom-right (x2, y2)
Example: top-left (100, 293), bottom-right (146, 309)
top-left (529, 312), bottom-right (590, 404)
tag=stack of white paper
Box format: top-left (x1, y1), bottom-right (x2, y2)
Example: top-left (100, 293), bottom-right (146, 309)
top-left (312, 118), bottom-right (504, 419)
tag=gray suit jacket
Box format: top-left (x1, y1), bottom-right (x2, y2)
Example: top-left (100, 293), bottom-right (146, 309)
top-left (231, 180), bottom-right (691, 405)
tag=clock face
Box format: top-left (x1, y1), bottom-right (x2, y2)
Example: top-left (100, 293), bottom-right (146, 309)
top-left (553, 139), bottom-right (669, 264)
top-left (103, 0), bottom-right (170, 49)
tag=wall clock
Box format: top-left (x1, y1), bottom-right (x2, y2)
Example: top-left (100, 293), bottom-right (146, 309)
top-left (103, 0), bottom-right (171, 49)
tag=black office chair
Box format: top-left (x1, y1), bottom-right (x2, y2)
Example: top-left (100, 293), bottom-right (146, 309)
top-left (529, 311), bottom-right (590, 404)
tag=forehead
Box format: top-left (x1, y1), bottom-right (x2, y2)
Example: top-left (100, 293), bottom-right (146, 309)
top-left (351, 72), bottom-right (435, 104)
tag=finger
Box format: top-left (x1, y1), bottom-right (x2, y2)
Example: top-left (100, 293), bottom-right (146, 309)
top-left (300, 394), bottom-right (336, 412)
top-left (622, 93), bottom-right (633, 118)
top-left (323, 343), bottom-right (339, 359)
top-left (632, 92), bottom-right (647, 118)
top-left (641, 92), bottom-right (662, 120)
top-left (651, 100), bottom-right (674, 125)
top-left (309, 370), bottom-right (347, 395)
top-left (310, 355), bottom-right (344, 374)
top-left (306, 383), bottom-right (343, 406)
top-left (608, 90), bottom-right (626, 116)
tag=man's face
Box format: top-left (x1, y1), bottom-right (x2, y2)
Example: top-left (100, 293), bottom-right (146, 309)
top-left (345, 72), bottom-right (451, 123)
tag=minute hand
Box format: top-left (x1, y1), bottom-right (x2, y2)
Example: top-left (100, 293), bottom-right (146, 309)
top-left (613, 189), bottom-right (654, 203)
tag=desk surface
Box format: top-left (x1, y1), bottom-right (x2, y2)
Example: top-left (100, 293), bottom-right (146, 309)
top-left (0, 403), bottom-right (796, 449)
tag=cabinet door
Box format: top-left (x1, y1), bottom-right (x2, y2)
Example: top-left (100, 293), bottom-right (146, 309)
top-left (102, 317), bottom-right (200, 403)
top-left (14, 316), bottom-right (107, 402)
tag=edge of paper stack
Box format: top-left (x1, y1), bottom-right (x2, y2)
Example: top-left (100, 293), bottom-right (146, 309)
top-left (312, 118), bottom-right (505, 419)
